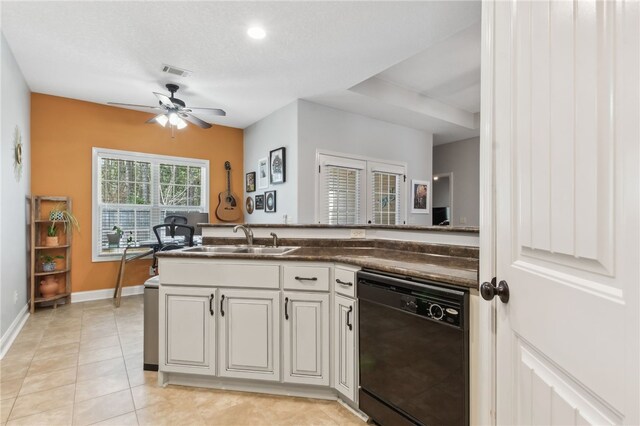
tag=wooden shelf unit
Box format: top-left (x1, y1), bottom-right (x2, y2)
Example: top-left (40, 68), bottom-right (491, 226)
top-left (29, 196), bottom-right (73, 313)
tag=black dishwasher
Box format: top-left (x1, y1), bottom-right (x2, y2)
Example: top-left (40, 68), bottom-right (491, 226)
top-left (358, 270), bottom-right (469, 426)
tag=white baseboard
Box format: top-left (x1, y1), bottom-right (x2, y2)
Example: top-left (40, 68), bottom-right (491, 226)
top-left (0, 304), bottom-right (30, 359)
top-left (71, 285), bottom-right (144, 303)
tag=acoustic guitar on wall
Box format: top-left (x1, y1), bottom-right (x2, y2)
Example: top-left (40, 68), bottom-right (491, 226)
top-left (215, 161), bottom-right (242, 222)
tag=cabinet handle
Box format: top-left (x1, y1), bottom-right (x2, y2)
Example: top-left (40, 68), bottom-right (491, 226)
top-left (284, 297), bottom-right (289, 320)
top-left (209, 294), bottom-right (214, 316)
top-left (346, 306), bottom-right (353, 331)
top-left (220, 295), bottom-right (225, 317)
top-left (336, 279), bottom-right (353, 287)
top-left (295, 276), bottom-right (318, 281)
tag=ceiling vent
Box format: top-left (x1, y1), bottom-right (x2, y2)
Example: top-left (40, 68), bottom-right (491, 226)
top-left (161, 64), bottom-right (192, 78)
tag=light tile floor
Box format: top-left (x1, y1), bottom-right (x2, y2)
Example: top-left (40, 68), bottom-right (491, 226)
top-left (0, 296), bottom-right (364, 425)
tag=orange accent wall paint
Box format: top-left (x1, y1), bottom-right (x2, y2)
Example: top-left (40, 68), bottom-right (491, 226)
top-left (31, 93), bottom-right (244, 293)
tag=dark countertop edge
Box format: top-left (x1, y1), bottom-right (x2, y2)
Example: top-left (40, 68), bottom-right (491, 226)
top-left (157, 252), bottom-right (478, 290)
top-left (198, 223), bottom-right (480, 234)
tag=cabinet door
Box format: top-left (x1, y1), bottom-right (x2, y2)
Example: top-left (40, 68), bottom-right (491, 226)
top-left (159, 286), bottom-right (216, 375)
top-left (334, 294), bottom-right (357, 402)
top-left (283, 292), bottom-right (329, 386)
top-left (218, 289), bottom-right (280, 381)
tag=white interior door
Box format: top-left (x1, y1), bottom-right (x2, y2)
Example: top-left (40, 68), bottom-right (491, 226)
top-left (490, 1), bottom-right (639, 424)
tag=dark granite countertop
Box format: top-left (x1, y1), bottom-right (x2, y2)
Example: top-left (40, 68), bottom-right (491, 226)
top-left (157, 241), bottom-right (479, 289)
top-left (198, 223), bottom-right (479, 234)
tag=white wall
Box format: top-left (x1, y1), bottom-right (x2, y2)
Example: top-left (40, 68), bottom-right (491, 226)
top-left (243, 101), bottom-right (298, 224)
top-left (433, 137), bottom-right (479, 226)
top-left (433, 175), bottom-right (451, 208)
top-left (297, 100), bottom-right (433, 225)
top-left (1, 33), bottom-right (31, 338)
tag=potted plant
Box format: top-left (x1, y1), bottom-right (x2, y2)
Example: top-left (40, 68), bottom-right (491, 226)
top-left (108, 226), bottom-right (124, 247)
top-left (40, 254), bottom-right (64, 272)
top-left (45, 203), bottom-right (80, 247)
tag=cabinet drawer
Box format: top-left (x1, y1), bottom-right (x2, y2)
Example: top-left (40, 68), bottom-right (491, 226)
top-left (334, 266), bottom-right (357, 298)
top-left (283, 265), bottom-right (330, 291)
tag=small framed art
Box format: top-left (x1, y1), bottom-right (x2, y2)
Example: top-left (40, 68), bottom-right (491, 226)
top-left (258, 157), bottom-right (269, 189)
top-left (411, 180), bottom-right (430, 214)
top-left (269, 147), bottom-right (286, 184)
top-left (255, 194), bottom-right (265, 210)
top-left (246, 172), bottom-right (256, 193)
top-left (265, 190), bottom-right (276, 213)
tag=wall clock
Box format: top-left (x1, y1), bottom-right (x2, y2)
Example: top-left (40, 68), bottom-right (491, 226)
top-left (13, 126), bottom-right (23, 181)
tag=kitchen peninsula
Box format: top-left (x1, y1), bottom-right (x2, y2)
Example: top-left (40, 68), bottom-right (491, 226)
top-left (155, 224), bottom-right (479, 421)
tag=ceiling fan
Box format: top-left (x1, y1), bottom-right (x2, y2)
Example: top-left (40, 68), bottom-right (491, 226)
top-left (108, 83), bottom-right (226, 130)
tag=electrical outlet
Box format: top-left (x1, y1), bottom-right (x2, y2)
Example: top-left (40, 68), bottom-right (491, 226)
top-left (460, 217), bottom-right (467, 225)
top-left (350, 229), bottom-right (366, 239)
top-left (149, 266), bottom-right (156, 276)
top-left (13, 290), bottom-right (18, 304)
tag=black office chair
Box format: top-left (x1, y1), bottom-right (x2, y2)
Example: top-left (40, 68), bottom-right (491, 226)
top-left (164, 215), bottom-right (188, 225)
top-left (151, 223), bottom-right (195, 272)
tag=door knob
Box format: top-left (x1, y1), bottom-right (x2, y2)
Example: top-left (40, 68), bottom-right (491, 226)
top-left (480, 278), bottom-right (510, 303)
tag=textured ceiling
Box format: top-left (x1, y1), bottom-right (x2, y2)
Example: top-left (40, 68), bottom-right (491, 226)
top-left (1, 1), bottom-right (481, 131)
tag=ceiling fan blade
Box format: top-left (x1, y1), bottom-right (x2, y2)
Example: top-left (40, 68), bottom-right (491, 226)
top-left (153, 92), bottom-right (176, 109)
top-left (185, 107), bottom-right (226, 116)
top-left (146, 114), bottom-right (166, 124)
top-left (181, 113), bottom-right (212, 129)
top-left (108, 102), bottom-right (162, 110)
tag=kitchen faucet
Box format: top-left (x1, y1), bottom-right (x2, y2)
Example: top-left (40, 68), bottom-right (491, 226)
top-left (269, 232), bottom-right (279, 248)
top-left (233, 224), bottom-right (254, 246)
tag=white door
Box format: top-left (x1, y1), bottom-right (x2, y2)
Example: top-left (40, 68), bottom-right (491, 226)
top-left (159, 286), bottom-right (216, 375)
top-left (489, 1), bottom-right (639, 424)
top-left (334, 294), bottom-right (357, 402)
top-left (283, 292), bottom-right (330, 386)
top-left (218, 289), bottom-right (280, 381)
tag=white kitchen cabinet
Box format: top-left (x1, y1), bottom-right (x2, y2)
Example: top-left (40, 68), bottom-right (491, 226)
top-left (159, 286), bottom-right (216, 375)
top-left (283, 292), bottom-right (330, 386)
top-left (334, 293), bottom-right (357, 402)
top-left (218, 289), bottom-right (280, 381)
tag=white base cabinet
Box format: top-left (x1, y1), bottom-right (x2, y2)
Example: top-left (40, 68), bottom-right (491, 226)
top-left (283, 292), bottom-right (330, 386)
top-left (334, 294), bottom-right (357, 402)
top-left (218, 289), bottom-right (280, 381)
top-left (159, 286), bottom-right (216, 375)
top-left (159, 261), bottom-right (359, 404)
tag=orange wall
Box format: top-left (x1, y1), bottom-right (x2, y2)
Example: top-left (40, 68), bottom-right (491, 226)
top-left (31, 93), bottom-right (244, 293)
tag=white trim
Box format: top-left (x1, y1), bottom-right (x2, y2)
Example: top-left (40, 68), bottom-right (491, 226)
top-left (476, 0), bottom-right (496, 425)
top-left (92, 147), bottom-right (210, 262)
top-left (71, 284), bottom-right (144, 303)
top-left (433, 172), bottom-right (454, 225)
top-left (0, 304), bottom-right (30, 359)
top-left (315, 149), bottom-right (408, 225)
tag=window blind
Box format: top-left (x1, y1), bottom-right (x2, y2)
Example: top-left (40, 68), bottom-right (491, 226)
top-left (323, 165), bottom-right (362, 225)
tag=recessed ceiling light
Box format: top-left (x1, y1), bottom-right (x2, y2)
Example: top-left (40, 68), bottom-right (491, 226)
top-left (247, 26), bottom-right (266, 40)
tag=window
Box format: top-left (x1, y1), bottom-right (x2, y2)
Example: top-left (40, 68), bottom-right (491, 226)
top-left (92, 148), bottom-right (208, 260)
top-left (317, 152), bottom-right (406, 225)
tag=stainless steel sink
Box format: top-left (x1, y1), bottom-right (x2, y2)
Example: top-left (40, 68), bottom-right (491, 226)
top-left (234, 246), bottom-right (299, 255)
top-left (183, 245), bottom-right (299, 255)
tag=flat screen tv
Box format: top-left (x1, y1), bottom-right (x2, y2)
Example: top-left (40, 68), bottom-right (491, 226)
top-left (432, 207), bottom-right (450, 226)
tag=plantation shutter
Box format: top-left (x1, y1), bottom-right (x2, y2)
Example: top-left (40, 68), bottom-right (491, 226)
top-left (318, 154), bottom-right (366, 224)
top-left (368, 162), bottom-right (405, 225)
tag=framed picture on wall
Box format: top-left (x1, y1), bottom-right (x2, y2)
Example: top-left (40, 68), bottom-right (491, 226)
top-left (255, 194), bottom-right (265, 210)
top-left (246, 172), bottom-right (256, 193)
top-left (411, 180), bottom-right (430, 214)
top-left (265, 190), bottom-right (276, 213)
top-left (258, 158), bottom-right (269, 189)
top-left (269, 147), bottom-right (286, 184)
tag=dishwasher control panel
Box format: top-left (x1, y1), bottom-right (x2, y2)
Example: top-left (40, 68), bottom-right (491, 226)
top-left (400, 295), bottom-right (462, 327)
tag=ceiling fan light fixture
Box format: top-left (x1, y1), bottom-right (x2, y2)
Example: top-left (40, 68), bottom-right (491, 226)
top-left (155, 114), bottom-right (169, 127)
top-left (176, 117), bottom-right (188, 130)
top-left (168, 112), bottom-right (179, 126)
top-left (247, 26), bottom-right (266, 40)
